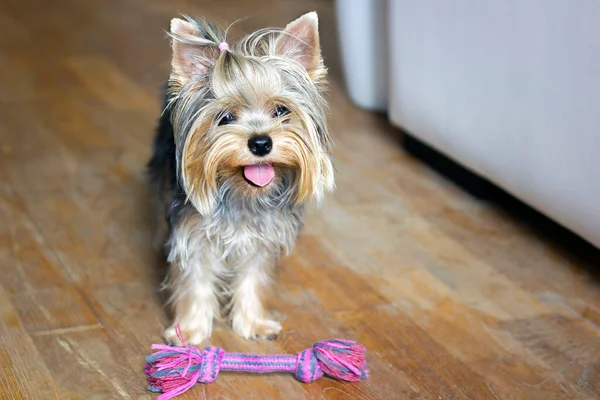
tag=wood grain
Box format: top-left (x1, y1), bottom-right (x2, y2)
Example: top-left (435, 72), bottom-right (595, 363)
top-left (1, 0), bottom-right (599, 399)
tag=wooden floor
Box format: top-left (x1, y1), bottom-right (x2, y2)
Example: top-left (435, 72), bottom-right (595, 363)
top-left (1, 0), bottom-right (600, 399)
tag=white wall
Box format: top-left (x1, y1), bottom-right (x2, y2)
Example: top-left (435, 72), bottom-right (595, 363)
top-left (335, 0), bottom-right (388, 111)
top-left (387, 0), bottom-right (600, 247)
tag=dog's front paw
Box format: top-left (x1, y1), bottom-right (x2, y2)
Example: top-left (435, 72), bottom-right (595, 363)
top-left (232, 316), bottom-right (282, 340)
top-left (163, 323), bottom-right (211, 346)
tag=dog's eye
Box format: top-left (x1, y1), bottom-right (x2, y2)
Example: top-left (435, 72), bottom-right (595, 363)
top-left (273, 105), bottom-right (290, 118)
top-left (218, 113), bottom-right (235, 126)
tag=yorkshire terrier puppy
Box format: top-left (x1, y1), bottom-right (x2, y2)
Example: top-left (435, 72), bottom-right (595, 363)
top-left (148, 12), bottom-right (335, 344)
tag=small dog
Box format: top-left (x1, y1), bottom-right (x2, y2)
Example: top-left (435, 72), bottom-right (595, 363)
top-left (148, 12), bottom-right (335, 344)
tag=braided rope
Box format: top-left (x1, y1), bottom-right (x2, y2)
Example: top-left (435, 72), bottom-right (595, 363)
top-left (145, 325), bottom-right (368, 399)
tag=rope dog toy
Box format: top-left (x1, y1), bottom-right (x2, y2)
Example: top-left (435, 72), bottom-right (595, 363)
top-left (145, 325), bottom-right (369, 399)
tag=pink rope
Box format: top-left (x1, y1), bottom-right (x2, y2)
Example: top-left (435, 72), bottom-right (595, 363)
top-left (145, 325), bottom-right (369, 399)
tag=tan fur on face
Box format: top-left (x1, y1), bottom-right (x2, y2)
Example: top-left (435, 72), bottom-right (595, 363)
top-left (169, 13), bottom-right (334, 216)
top-left (216, 166), bottom-right (286, 199)
top-left (182, 100), bottom-right (332, 212)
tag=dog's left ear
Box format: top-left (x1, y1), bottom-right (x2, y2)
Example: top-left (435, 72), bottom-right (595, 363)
top-left (276, 12), bottom-right (324, 79)
top-left (169, 18), bottom-right (219, 83)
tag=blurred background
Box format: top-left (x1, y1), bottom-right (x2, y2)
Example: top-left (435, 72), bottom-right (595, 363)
top-left (338, 0), bottom-right (600, 250)
top-left (1, 0), bottom-right (600, 399)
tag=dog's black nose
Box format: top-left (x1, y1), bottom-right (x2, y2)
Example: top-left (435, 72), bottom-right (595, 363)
top-left (248, 135), bottom-right (272, 156)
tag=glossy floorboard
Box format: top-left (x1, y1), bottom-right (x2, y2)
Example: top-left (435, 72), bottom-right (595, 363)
top-left (1, 0), bottom-right (599, 399)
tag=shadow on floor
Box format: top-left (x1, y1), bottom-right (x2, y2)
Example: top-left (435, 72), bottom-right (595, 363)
top-left (370, 111), bottom-right (600, 269)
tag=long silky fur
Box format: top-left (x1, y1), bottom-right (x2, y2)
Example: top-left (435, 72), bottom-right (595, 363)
top-left (147, 12), bottom-right (334, 343)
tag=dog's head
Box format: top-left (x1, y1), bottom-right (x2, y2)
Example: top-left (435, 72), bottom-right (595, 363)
top-left (167, 12), bottom-right (334, 215)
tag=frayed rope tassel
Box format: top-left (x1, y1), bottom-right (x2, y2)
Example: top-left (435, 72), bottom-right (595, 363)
top-left (145, 325), bottom-right (369, 399)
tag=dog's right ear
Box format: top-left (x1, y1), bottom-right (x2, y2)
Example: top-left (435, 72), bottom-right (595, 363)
top-left (276, 12), bottom-right (325, 81)
top-left (169, 18), bottom-right (218, 83)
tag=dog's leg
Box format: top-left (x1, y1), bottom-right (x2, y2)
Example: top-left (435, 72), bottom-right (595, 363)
top-left (229, 252), bottom-right (282, 340)
top-left (163, 214), bottom-right (220, 345)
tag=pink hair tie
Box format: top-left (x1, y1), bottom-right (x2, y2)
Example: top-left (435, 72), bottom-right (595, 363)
top-left (218, 42), bottom-right (229, 53)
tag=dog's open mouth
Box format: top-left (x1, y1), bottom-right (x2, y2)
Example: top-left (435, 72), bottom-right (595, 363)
top-left (243, 164), bottom-right (275, 187)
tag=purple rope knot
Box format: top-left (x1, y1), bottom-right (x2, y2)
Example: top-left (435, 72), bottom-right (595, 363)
top-left (295, 348), bottom-right (324, 382)
top-left (197, 346), bottom-right (224, 383)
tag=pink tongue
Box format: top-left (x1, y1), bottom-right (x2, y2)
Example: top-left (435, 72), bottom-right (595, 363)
top-left (243, 164), bottom-right (275, 187)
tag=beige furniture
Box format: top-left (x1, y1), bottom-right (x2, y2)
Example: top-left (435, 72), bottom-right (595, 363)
top-left (337, 0), bottom-right (600, 247)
